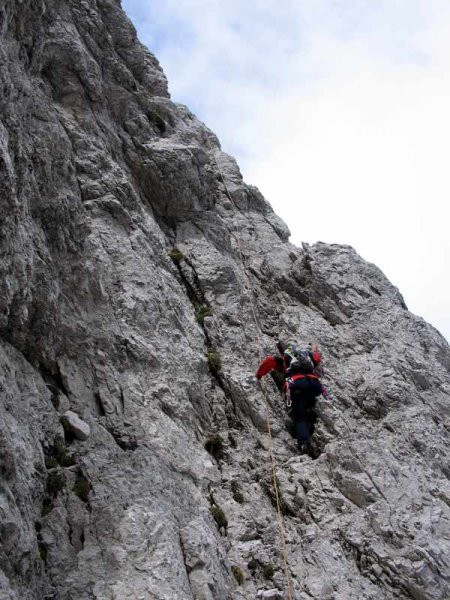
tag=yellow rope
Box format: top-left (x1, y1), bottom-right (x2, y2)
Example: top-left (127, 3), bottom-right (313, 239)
top-left (212, 150), bottom-right (294, 599)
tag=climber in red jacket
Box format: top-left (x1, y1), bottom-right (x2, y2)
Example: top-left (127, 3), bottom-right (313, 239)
top-left (256, 341), bottom-right (324, 453)
top-left (256, 341), bottom-right (322, 381)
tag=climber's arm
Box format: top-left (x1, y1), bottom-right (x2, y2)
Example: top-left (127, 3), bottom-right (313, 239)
top-left (256, 355), bottom-right (283, 379)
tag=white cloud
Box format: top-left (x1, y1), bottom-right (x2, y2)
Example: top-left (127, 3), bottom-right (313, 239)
top-left (123, 0), bottom-right (450, 341)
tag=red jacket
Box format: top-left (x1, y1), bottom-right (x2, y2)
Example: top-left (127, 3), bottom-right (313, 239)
top-left (256, 350), bottom-right (322, 379)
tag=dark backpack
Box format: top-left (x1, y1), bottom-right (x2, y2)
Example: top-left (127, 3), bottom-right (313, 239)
top-left (284, 343), bottom-right (314, 375)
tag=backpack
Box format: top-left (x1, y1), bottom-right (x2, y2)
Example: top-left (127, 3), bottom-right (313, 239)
top-left (284, 343), bottom-right (314, 375)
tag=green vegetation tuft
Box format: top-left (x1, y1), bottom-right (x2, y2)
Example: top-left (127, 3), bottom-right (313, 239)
top-left (204, 433), bottom-right (224, 461)
top-left (46, 471), bottom-right (65, 498)
top-left (439, 492), bottom-right (450, 509)
top-left (45, 440), bottom-right (76, 469)
top-left (55, 442), bottom-right (76, 467)
top-left (231, 480), bottom-right (244, 504)
top-left (45, 456), bottom-right (58, 469)
top-left (169, 248), bottom-right (184, 263)
top-left (195, 304), bottom-right (212, 326)
top-left (206, 350), bottom-right (221, 376)
top-left (263, 564), bottom-right (275, 579)
top-left (210, 504), bottom-right (228, 530)
top-left (231, 565), bottom-right (245, 585)
top-left (73, 476), bottom-right (90, 503)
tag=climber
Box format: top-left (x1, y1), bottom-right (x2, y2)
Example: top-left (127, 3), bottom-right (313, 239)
top-left (256, 341), bottom-right (324, 453)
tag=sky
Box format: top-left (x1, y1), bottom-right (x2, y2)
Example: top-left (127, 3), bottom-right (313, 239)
top-left (123, 0), bottom-right (449, 341)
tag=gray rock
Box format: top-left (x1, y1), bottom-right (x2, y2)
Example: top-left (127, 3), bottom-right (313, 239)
top-left (0, 1), bottom-right (449, 599)
top-left (63, 411), bottom-right (91, 441)
top-left (257, 589), bottom-right (283, 599)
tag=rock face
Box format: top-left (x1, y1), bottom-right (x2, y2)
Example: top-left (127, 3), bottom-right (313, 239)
top-left (0, 1), bottom-right (449, 599)
top-left (63, 411), bottom-right (91, 441)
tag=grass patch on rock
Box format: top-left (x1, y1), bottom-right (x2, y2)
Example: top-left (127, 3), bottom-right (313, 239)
top-left (57, 447), bottom-right (76, 467)
top-left (45, 439), bottom-right (77, 469)
top-left (45, 471), bottom-right (65, 498)
top-left (210, 504), bottom-right (228, 530)
top-left (231, 480), bottom-right (244, 504)
top-left (263, 564), bottom-right (275, 579)
top-left (44, 456), bottom-right (58, 470)
top-left (231, 565), bottom-right (245, 585)
top-left (168, 248), bottom-right (184, 263)
top-left (195, 304), bottom-right (212, 326)
top-left (73, 475), bottom-right (91, 503)
top-left (206, 350), bottom-right (221, 376)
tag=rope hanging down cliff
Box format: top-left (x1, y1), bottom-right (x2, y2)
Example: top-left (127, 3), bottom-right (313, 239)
top-left (211, 151), bottom-right (294, 600)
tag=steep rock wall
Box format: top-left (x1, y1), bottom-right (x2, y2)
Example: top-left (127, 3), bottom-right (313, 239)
top-left (0, 1), bottom-right (449, 599)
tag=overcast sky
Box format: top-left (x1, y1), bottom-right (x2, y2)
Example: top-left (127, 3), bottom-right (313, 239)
top-left (123, 0), bottom-right (449, 341)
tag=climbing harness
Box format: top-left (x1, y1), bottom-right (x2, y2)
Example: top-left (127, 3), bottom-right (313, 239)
top-left (284, 373), bottom-right (320, 409)
top-left (211, 149), bottom-right (294, 600)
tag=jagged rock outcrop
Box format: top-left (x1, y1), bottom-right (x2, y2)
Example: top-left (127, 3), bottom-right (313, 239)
top-left (0, 1), bottom-right (449, 599)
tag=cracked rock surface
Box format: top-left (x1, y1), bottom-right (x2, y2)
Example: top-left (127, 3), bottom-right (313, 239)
top-left (0, 1), bottom-right (449, 599)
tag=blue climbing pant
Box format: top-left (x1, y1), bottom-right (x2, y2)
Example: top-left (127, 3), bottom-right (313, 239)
top-left (290, 378), bottom-right (322, 444)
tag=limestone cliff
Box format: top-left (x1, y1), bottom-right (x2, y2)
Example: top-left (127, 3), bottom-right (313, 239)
top-left (0, 1), bottom-right (449, 599)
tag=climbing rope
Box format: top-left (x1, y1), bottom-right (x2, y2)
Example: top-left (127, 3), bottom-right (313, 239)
top-left (261, 380), bottom-right (294, 600)
top-left (212, 150), bottom-right (294, 600)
